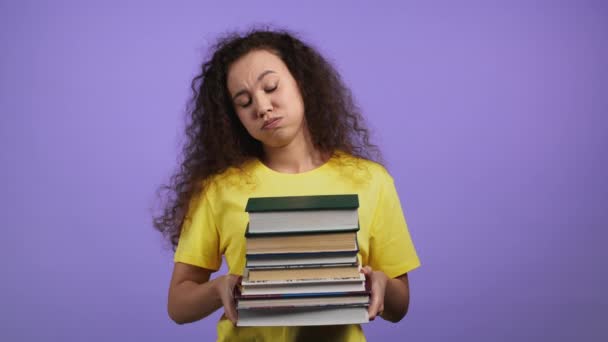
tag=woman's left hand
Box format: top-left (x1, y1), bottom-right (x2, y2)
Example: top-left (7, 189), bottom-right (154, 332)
top-left (360, 265), bottom-right (389, 321)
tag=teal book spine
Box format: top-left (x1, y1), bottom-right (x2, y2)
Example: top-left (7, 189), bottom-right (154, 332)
top-left (245, 194), bottom-right (359, 212)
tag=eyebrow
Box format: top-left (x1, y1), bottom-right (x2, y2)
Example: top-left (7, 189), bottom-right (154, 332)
top-left (232, 70), bottom-right (276, 101)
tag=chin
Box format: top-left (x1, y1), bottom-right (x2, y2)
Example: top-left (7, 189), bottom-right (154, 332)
top-left (260, 133), bottom-right (296, 149)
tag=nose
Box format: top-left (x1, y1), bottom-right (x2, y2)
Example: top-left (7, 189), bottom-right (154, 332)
top-left (254, 94), bottom-right (273, 119)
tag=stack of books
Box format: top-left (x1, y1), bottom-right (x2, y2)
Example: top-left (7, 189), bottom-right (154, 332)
top-left (236, 194), bottom-right (370, 327)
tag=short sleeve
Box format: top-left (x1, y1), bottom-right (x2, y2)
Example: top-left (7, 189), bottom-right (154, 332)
top-left (173, 189), bottom-right (222, 271)
top-left (368, 173), bottom-right (420, 278)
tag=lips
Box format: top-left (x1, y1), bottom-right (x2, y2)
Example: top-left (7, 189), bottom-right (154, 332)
top-left (262, 118), bottom-right (282, 129)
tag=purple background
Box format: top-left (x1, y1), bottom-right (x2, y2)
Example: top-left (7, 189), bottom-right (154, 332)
top-left (1, 0), bottom-right (607, 341)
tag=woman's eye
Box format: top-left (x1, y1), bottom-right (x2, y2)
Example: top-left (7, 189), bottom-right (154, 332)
top-left (238, 98), bottom-right (252, 108)
top-left (264, 84), bottom-right (278, 93)
top-left (235, 95), bottom-right (252, 108)
top-left (236, 83), bottom-right (277, 108)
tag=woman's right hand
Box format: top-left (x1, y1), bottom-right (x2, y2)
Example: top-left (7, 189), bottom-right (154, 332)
top-left (213, 274), bottom-right (242, 325)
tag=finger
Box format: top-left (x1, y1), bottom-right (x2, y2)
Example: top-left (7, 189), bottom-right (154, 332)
top-left (368, 303), bottom-right (384, 321)
top-left (367, 293), bottom-right (381, 320)
top-left (222, 298), bottom-right (238, 324)
top-left (221, 281), bottom-right (238, 325)
top-left (360, 266), bottom-right (372, 275)
top-left (225, 299), bottom-right (238, 324)
top-left (368, 306), bottom-right (378, 321)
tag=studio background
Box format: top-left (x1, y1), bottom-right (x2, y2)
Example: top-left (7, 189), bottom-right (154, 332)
top-left (1, 0), bottom-right (606, 341)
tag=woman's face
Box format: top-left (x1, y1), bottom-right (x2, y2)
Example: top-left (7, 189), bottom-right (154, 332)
top-left (227, 49), bottom-right (307, 149)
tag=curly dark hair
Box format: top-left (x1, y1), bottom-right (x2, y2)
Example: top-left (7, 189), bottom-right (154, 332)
top-left (154, 28), bottom-right (383, 249)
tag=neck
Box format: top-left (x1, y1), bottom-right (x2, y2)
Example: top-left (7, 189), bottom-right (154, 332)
top-left (262, 125), bottom-right (328, 174)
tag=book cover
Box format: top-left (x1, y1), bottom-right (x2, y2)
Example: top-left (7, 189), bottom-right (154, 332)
top-left (245, 194), bottom-right (359, 212)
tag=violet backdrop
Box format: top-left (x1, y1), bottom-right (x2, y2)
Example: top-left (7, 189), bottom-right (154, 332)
top-left (1, 0), bottom-right (606, 341)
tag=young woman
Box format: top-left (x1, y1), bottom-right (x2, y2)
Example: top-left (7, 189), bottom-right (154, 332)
top-left (154, 29), bottom-right (420, 341)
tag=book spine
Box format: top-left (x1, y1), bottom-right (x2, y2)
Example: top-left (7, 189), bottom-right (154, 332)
top-left (246, 248), bottom-right (359, 260)
top-left (246, 262), bottom-right (358, 270)
top-left (237, 303), bottom-right (370, 311)
top-left (236, 291), bottom-right (371, 300)
top-left (246, 250), bottom-right (358, 260)
top-left (245, 194), bottom-right (359, 212)
top-left (245, 226), bottom-right (360, 237)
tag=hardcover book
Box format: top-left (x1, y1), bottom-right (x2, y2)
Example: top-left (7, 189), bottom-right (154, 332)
top-left (245, 195), bottom-right (359, 235)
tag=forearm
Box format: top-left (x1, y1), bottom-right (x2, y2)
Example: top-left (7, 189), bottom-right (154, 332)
top-left (168, 277), bottom-right (223, 324)
top-left (381, 276), bottom-right (410, 323)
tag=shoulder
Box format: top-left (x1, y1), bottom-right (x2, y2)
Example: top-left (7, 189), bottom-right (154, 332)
top-left (201, 159), bottom-right (259, 196)
top-left (331, 151), bottom-right (393, 184)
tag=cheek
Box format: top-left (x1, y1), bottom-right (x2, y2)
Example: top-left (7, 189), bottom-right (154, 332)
top-left (277, 92), bottom-right (304, 118)
top-left (235, 107), bottom-right (253, 123)
top-left (289, 98), bottom-right (306, 123)
top-left (285, 87), bottom-right (305, 116)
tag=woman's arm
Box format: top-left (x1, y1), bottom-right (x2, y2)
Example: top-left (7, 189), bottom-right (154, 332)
top-left (381, 273), bottom-right (410, 322)
top-left (167, 262), bottom-right (240, 325)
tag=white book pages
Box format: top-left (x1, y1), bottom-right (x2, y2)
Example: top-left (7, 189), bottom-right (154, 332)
top-left (249, 209), bottom-right (358, 234)
top-left (237, 306), bottom-right (369, 326)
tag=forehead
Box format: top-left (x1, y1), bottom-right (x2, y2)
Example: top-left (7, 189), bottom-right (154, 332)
top-left (227, 50), bottom-right (288, 90)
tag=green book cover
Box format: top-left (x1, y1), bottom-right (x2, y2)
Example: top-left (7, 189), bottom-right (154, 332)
top-left (245, 194), bottom-right (359, 213)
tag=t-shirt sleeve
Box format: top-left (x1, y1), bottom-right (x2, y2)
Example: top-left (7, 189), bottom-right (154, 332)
top-left (368, 172), bottom-right (420, 278)
top-left (173, 188), bottom-right (222, 271)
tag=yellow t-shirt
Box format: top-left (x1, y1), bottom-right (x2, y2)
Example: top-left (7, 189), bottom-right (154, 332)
top-left (174, 151), bottom-right (421, 341)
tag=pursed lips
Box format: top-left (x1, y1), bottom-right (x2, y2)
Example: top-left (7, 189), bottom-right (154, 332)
top-left (261, 117), bottom-right (281, 129)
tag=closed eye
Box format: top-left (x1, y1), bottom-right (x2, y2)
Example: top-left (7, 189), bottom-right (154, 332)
top-left (238, 97), bottom-right (252, 108)
top-left (238, 84), bottom-right (278, 108)
top-left (264, 83), bottom-right (278, 93)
